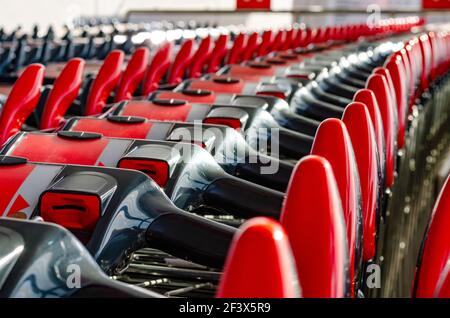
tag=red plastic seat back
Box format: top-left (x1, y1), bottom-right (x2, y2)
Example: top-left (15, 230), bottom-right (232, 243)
top-left (282, 29), bottom-right (294, 51)
top-left (85, 50), bottom-right (124, 115)
top-left (418, 33), bottom-right (433, 92)
top-left (40, 58), bottom-right (85, 130)
top-left (373, 67), bottom-right (400, 139)
top-left (271, 30), bottom-right (285, 52)
top-left (0, 64), bottom-right (45, 145)
top-left (366, 74), bottom-right (397, 188)
top-left (258, 30), bottom-right (273, 57)
top-left (385, 57), bottom-right (408, 149)
top-left (188, 36), bottom-right (213, 78)
top-left (281, 155), bottom-right (347, 298)
top-left (414, 176), bottom-right (450, 297)
top-left (342, 102), bottom-right (380, 261)
top-left (312, 28), bottom-right (324, 44)
top-left (227, 33), bottom-right (246, 64)
top-left (142, 42), bottom-right (173, 95)
top-left (311, 118), bottom-right (362, 296)
top-left (293, 28), bottom-right (305, 48)
top-left (300, 28), bottom-right (312, 48)
top-left (241, 32), bottom-right (260, 61)
top-left (353, 89), bottom-right (386, 183)
top-left (217, 217), bottom-right (300, 298)
top-left (166, 39), bottom-right (195, 85)
top-left (115, 47), bottom-right (150, 102)
top-left (207, 34), bottom-right (229, 73)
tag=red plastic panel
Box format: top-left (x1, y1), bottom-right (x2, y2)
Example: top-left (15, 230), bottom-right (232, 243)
top-left (217, 217), bottom-right (299, 298)
top-left (153, 90), bottom-right (217, 104)
top-left (228, 64), bottom-right (275, 81)
top-left (142, 42), bottom-right (173, 95)
top-left (311, 118), bottom-right (362, 296)
top-left (40, 192), bottom-right (100, 232)
top-left (85, 50), bottom-right (124, 115)
top-left (280, 155), bottom-right (347, 298)
top-left (342, 102), bottom-right (379, 261)
top-left (414, 176), bottom-right (450, 297)
top-left (70, 118), bottom-right (153, 139)
top-left (120, 101), bottom-right (193, 122)
top-left (115, 47), bottom-right (150, 102)
top-left (207, 34), bottom-right (229, 73)
top-left (40, 58), bottom-right (85, 130)
top-left (188, 78), bottom-right (245, 94)
top-left (9, 133), bottom-right (110, 165)
top-left (189, 36), bottom-right (213, 78)
top-left (366, 74), bottom-right (397, 188)
top-left (118, 159), bottom-right (170, 187)
top-left (166, 39), bottom-right (194, 85)
top-left (0, 64), bottom-right (45, 145)
top-left (0, 163), bottom-right (35, 216)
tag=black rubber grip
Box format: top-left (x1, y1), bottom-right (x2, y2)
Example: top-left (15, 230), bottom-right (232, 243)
top-left (146, 210), bottom-right (236, 269)
top-left (203, 176), bottom-right (283, 219)
top-left (278, 128), bottom-right (314, 159)
top-left (235, 154), bottom-right (295, 192)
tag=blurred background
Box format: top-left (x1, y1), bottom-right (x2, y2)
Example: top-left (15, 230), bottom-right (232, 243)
top-left (1, 0), bottom-right (449, 33)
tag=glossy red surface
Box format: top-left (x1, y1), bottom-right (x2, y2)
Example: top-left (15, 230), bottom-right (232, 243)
top-left (208, 34), bottom-right (229, 73)
top-left (414, 176), bottom-right (450, 297)
top-left (366, 74), bottom-right (397, 188)
top-left (71, 117), bottom-right (153, 139)
top-left (353, 89), bottom-right (386, 178)
top-left (115, 47), bottom-right (149, 102)
top-left (435, 265), bottom-right (450, 298)
top-left (40, 192), bottom-right (101, 232)
top-left (120, 101), bottom-right (194, 122)
top-left (142, 42), bottom-right (173, 95)
top-left (258, 30), bottom-right (273, 57)
top-left (227, 33), bottom-right (246, 64)
top-left (40, 58), bottom-right (85, 129)
top-left (0, 64), bottom-right (45, 145)
top-left (418, 33), bottom-right (432, 92)
top-left (281, 29), bottom-right (294, 51)
top-left (311, 118), bottom-right (362, 296)
top-left (166, 39), bottom-right (194, 85)
top-left (188, 36), bottom-right (212, 78)
top-left (154, 90), bottom-right (217, 104)
top-left (271, 30), bottom-right (285, 52)
top-left (217, 217), bottom-right (300, 298)
top-left (241, 32), bottom-right (260, 61)
top-left (385, 56), bottom-right (408, 149)
top-left (9, 133), bottom-right (110, 165)
top-left (280, 155), bottom-right (347, 298)
top-left (85, 50), bottom-right (124, 115)
top-left (188, 77), bottom-right (245, 94)
top-left (0, 163), bottom-right (35, 216)
top-left (342, 102), bottom-right (379, 261)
